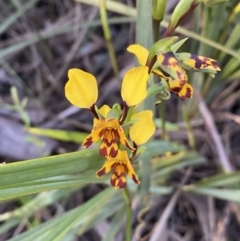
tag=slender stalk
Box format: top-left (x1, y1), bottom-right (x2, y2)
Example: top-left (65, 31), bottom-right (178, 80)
top-left (152, 0), bottom-right (167, 40)
top-left (122, 187), bottom-right (132, 241)
top-left (152, 10), bottom-right (167, 141)
top-left (182, 105), bottom-right (195, 149)
top-left (152, 19), bottom-right (160, 42)
top-left (159, 101), bottom-right (167, 141)
top-left (136, 0), bottom-right (153, 198)
top-left (99, 0), bottom-right (119, 79)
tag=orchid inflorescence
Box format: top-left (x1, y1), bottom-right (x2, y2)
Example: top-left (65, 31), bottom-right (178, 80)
top-left (65, 37), bottom-right (220, 189)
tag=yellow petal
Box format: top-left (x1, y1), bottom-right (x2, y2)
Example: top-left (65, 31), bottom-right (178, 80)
top-left (121, 66), bottom-right (149, 106)
top-left (130, 110), bottom-right (155, 145)
top-left (99, 105), bottom-right (111, 118)
top-left (65, 69), bottom-right (98, 109)
top-left (127, 44), bottom-right (149, 66)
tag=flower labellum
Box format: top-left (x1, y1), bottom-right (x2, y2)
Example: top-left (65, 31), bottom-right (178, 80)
top-left (96, 150), bottom-right (140, 189)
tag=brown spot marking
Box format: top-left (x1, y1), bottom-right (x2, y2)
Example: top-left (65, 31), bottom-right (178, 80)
top-left (99, 128), bottom-right (120, 147)
top-left (169, 87), bottom-right (182, 93)
top-left (132, 174), bottom-right (140, 184)
top-left (82, 136), bottom-right (93, 148)
top-left (111, 174), bottom-right (126, 189)
top-left (99, 146), bottom-right (108, 157)
top-left (109, 147), bottom-right (118, 158)
top-left (96, 168), bottom-right (106, 177)
top-left (190, 54), bottom-right (219, 70)
top-left (161, 52), bottom-right (177, 66)
top-left (185, 87), bottom-right (193, 98)
top-left (117, 177), bottom-right (127, 188)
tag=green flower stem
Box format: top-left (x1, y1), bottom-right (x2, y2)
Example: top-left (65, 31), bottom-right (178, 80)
top-left (182, 105), bottom-right (195, 148)
top-left (99, 0), bottom-right (119, 79)
top-left (152, 19), bottom-right (160, 43)
top-left (202, 74), bottom-right (212, 98)
top-left (122, 187), bottom-right (132, 241)
top-left (152, 6), bottom-right (160, 44)
top-left (151, 4), bottom-right (167, 141)
top-left (160, 101), bottom-right (167, 141)
top-left (152, 0), bottom-right (167, 40)
top-left (136, 0), bottom-right (154, 198)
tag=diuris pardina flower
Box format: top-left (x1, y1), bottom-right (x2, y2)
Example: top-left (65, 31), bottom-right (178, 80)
top-left (83, 104), bottom-right (134, 158)
top-left (126, 44), bottom-right (170, 99)
top-left (174, 52), bottom-right (221, 77)
top-left (157, 51), bottom-right (220, 99)
top-left (127, 44), bottom-right (193, 100)
top-left (96, 109), bottom-right (155, 188)
top-left (65, 69), bottom-right (155, 158)
top-left (96, 150), bottom-right (140, 189)
top-left (157, 52), bottom-right (193, 100)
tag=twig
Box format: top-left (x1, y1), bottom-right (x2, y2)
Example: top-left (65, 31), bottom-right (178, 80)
top-left (195, 90), bottom-right (233, 172)
top-left (149, 168), bottom-right (192, 241)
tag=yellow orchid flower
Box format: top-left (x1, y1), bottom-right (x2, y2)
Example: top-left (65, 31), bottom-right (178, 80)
top-left (82, 117), bottom-right (135, 158)
top-left (83, 105), bottom-right (134, 158)
top-left (65, 70), bottom-right (135, 157)
top-left (125, 44), bottom-right (169, 105)
top-left (158, 52), bottom-right (194, 100)
top-left (96, 150), bottom-right (140, 189)
top-left (127, 44), bottom-right (193, 100)
top-left (65, 69), bottom-right (156, 157)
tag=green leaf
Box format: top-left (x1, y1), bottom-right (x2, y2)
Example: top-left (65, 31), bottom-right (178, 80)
top-left (8, 188), bottom-right (122, 241)
top-left (185, 187), bottom-right (240, 203)
top-left (0, 175), bottom-right (104, 201)
top-left (148, 36), bottom-right (179, 62)
top-left (144, 140), bottom-right (187, 159)
top-left (154, 119), bottom-right (179, 131)
top-left (171, 37), bottom-right (188, 53)
top-left (165, 0), bottom-right (198, 36)
top-left (0, 149), bottom-right (104, 201)
top-left (0, 187), bottom-right (80, 234)
top-left (28, 128), bottom-right (88, 143)
top-left (102, 209), bottom-right (125, 241)
top-left (0, 140), bottom-right (185, 201)
top-left (193, 170), bottom-right (240, 187)
top-left (136, 0), bottom-right (153, 48)
top-left (202, 0), bottom-right (228, 7)
top-left (152, 151), bottom-right (205, 181)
